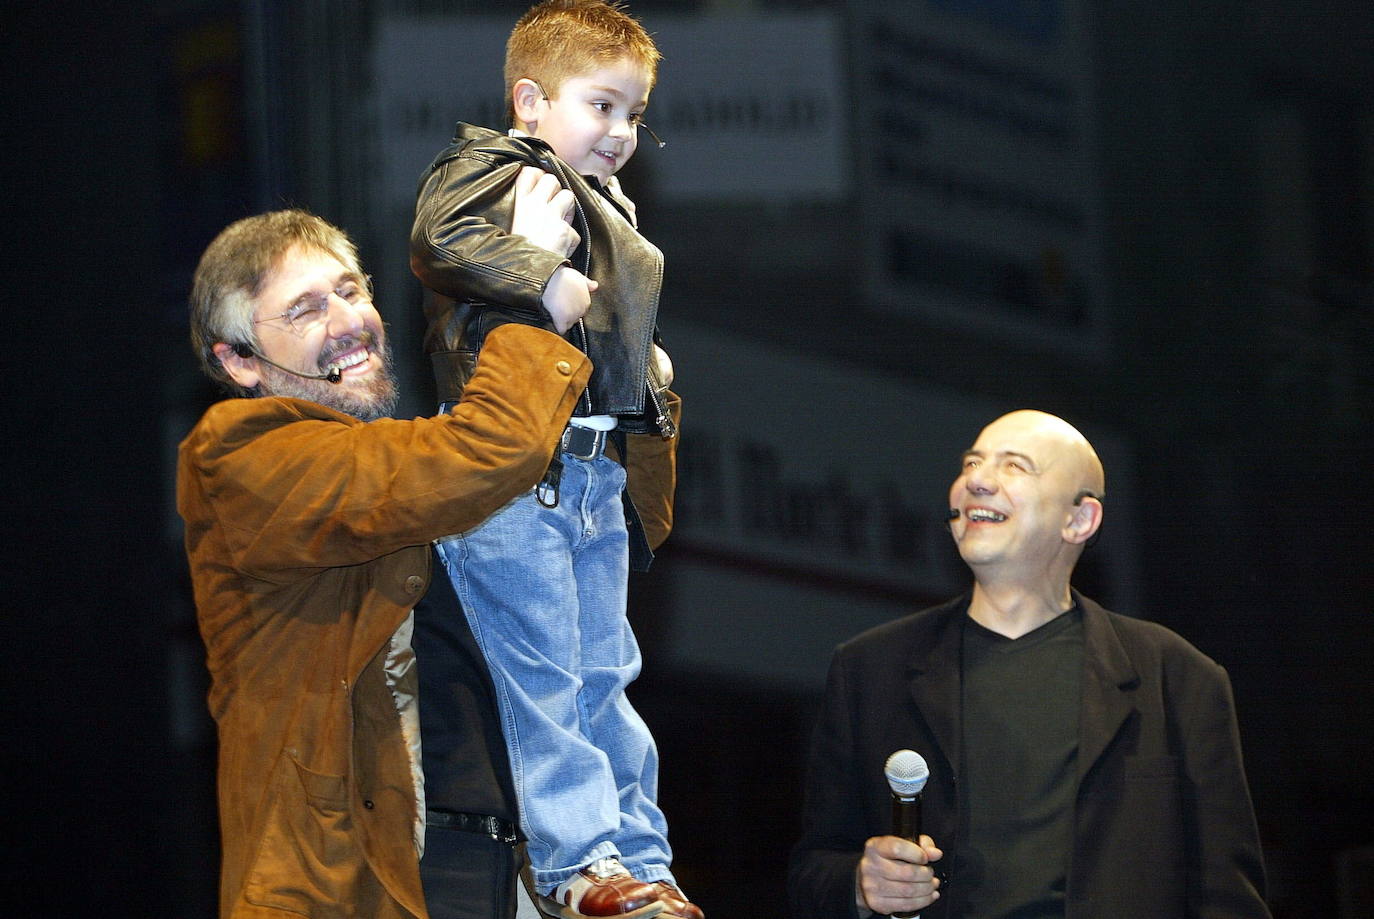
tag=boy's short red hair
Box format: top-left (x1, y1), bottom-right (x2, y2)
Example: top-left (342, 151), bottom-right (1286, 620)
top-left (505, 0), bottom-right (661, 122)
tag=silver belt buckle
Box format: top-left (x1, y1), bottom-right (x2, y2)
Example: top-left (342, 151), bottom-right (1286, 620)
top-left (560, 424), bottom-right (605, 460)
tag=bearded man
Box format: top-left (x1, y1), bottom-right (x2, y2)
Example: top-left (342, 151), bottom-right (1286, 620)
top-left (178, 206), bottom-right (673, 918)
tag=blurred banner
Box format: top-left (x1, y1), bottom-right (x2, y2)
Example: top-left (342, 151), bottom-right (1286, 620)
top-left (852, 0), bottom-right (1108, 349)
top-left (371, 12), bottom-right (847, 207)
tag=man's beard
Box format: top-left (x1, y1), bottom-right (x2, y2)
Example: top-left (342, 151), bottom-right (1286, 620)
top-left (255, 333), bottom-right (400, 422)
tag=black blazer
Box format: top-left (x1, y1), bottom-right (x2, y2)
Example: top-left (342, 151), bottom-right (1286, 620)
top-left (789, 592), bottom-right (1270, 919)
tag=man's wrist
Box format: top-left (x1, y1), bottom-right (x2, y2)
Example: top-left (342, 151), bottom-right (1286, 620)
top-left (854, 866), bottom-right (874, 917)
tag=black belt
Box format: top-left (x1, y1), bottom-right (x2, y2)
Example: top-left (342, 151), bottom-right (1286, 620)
top-left (424, 809), bottom-right (518, 844)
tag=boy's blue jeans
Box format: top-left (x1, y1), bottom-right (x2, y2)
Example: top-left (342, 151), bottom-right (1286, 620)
top-left (435, 454), bottom-right (674, 892)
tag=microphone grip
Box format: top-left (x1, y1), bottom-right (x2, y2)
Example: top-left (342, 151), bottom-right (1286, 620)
top-left (892, 793), bottom-right (921, 842)
top-left (891, 795), bottom-right (923, 918)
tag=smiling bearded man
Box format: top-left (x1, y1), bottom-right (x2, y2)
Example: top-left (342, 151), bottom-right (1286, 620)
top-left (202, 235), bottom-right (400, 422)
top-left (177, 208), bottom-right (602, 919)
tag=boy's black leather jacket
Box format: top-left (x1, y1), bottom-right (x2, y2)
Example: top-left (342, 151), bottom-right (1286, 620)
top-left (411, 123), bottom-right (674, 436)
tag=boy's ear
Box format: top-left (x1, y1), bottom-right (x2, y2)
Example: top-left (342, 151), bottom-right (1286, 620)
top-left (512, 78), bottom-right (545, 129)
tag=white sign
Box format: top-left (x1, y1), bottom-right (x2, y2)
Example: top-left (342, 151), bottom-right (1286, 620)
top-left (369, 13), bottom-right (848, 210)
top-left (643, 13), bottom-right (847, 201)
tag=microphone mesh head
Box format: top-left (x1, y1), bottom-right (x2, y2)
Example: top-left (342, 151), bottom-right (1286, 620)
top-left (884, 749), bottom-right (930, 797)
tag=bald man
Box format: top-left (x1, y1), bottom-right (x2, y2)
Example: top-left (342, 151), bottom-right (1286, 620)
top-left (789, 411), bottom-right (1270, 919)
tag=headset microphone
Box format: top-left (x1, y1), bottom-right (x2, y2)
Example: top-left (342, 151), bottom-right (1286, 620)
top-left (947, 508), bottom-right (960, 520)
top-left (233, 343), bottom-right (342, 384)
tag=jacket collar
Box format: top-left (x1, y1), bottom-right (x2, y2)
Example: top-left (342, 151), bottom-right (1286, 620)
top-left (903, 595), bottom-right (969, 783)
top-left (1075, 592), bottom-right (1140, 781)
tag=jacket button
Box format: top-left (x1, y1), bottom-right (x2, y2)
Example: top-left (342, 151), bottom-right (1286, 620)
top-left (404, 575), bottom-right (424, 595)
top-left (556, 360), bottom-right (572, 376)
top-left (363, 799), bottom-right (375, 809)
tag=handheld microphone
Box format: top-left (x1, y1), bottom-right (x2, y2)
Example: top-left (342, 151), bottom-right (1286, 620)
top-left (234, 343), bottom-right (342, 384)
top-left (885, 749), bottom-right (929, 843)
top-left (885, 749), bottom-right (930, 919)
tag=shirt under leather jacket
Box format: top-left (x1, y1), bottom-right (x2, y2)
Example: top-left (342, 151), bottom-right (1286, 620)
top-left (411, 122), bottom-right (676, 438)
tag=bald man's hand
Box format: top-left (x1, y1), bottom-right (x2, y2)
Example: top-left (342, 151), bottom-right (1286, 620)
top-left (856, 835), bottom-right (943, 916)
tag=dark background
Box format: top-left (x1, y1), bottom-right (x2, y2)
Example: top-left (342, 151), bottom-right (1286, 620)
top-left (7, 1), bottom-right (1371, 916)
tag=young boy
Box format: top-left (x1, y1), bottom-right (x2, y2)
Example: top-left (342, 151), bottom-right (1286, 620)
top-left (409, 4), bottom-right (695, 919)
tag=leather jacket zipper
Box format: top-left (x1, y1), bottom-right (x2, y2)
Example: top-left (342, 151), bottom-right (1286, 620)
top-left (544, 153), bottom-right (596, 417)
top-left (646, 379), bottom-right (675, 438)
top-left (543, 148), bottom-right (667, 434)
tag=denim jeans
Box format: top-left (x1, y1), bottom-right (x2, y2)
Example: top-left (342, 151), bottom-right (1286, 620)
top-left (435, 454), bottom-right (674, 892)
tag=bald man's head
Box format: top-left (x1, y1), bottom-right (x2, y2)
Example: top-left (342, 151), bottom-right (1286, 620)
top-left (986, 410), bottom-right (1105, 498)
top-left (948, 410), bottom-right (1106, 577)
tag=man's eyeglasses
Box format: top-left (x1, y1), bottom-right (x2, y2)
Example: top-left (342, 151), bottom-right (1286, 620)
top-left (253, 275), bottom-right (373, 335)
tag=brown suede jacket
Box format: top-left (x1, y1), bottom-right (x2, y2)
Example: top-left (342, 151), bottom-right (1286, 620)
top-left (177, 325), bottom-right (679, 918)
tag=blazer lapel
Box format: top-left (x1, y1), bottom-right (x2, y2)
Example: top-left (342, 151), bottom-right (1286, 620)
top-left (906, 598), bottom-right (967, 780)
top-left (1076, 594), bottom-right (1139, 781)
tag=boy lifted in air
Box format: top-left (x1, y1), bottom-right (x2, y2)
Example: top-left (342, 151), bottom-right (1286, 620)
top-left (410, 3), bottom-right (693, 919)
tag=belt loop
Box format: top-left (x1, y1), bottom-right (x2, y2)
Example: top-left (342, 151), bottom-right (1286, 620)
top-left (537, 456), bottom-right (562, 508)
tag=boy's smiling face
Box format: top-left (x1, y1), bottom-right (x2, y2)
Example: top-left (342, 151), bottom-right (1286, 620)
top-left (517, 57), bottom-right (652, 184)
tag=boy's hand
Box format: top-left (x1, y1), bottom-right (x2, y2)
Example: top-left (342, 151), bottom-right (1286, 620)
top-left (542, 266), bottom-right (598, 334)
top-left (513, 166), bottom-right (595, 333)
top-left (512, 166), bottom-right (580, 256)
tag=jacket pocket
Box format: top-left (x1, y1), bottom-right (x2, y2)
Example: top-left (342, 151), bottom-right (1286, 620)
top-left (1077, 754), bottom-right (1187, 914)
top-left (243, 751), bottom-right (362, 916)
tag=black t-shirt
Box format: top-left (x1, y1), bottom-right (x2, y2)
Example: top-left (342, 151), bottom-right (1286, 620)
top-left (413, 546), bottom-right (518, 824)
top-left (957, 607), bottom-right (1083, 919)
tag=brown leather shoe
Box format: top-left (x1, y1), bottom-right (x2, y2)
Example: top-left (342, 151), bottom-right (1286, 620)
top-left (654, 883), bottom-right (704, 919)
top-left (545, 857), bottom-right (664, 919)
